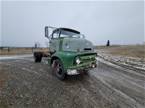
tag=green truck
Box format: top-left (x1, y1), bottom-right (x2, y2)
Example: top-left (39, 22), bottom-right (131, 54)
top-left (34, 26), bottom-right (97, 80)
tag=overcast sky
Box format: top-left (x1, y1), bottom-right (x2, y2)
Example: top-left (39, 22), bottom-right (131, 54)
top-left (1, 0), bottom-right (144, 47)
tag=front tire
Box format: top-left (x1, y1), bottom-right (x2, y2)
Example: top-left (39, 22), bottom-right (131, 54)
top-left (51, 59), bottom-right (66, 80)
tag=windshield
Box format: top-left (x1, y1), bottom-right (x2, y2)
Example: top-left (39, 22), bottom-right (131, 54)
top-left (52, 28), bottom-right (84, 38)
top-left (61, 30), bottom-right (79, 36)
top-left (60, 33), bottom-right (85, 38)
top-left (60, 29), bottom-right (82, 38)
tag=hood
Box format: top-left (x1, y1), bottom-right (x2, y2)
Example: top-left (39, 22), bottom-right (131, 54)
top-left (62, 38), bottom-right (94, 52)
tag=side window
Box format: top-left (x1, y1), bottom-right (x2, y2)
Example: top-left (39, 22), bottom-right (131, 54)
top-left (52, 30), bottom-right (60, 39)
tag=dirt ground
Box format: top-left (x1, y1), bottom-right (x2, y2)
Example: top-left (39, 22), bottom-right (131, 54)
top-left (0, 56), bottom-right (145, 108)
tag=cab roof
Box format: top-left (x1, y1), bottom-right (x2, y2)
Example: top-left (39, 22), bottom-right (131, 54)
top-left (53, 28), bottom-right (80, 34)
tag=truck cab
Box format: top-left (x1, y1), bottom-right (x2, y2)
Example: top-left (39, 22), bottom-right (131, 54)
top-left (34, 26), bottom-right (97, 80)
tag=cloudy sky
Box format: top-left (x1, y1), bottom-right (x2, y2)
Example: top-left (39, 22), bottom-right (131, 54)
top-left (0, 0), bottom-right (144, 47)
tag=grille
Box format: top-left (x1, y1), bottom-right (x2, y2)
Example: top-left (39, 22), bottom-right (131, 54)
top-left (79, 55), bottom-right (96, 64)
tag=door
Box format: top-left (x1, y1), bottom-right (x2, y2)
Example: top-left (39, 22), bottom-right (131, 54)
top-left (49, 29), bottom-right (60, 52)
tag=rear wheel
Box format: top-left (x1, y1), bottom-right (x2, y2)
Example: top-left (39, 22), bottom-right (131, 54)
top-left (34, 52), bottom-right (42, 63)
top-left (34, 56), bottom-right (42, 62)
top-left (51, 59), bottom-right (66, 80)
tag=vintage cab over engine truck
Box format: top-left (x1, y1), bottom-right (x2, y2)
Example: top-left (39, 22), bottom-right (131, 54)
top-left (34, 26), bottom-right (97, 80)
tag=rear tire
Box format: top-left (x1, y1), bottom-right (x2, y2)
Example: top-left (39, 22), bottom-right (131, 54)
top-left (34, 56), bottom-right (42, 62)
top-left (51, 59), bottom-right (66, 80)
top-left (34, 52), bottom-right (42, 63)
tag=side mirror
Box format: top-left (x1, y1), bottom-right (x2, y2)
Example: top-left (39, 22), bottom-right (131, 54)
top-left (45, 26), bottom-right (57, 40)
top-left (45, 26), bottom-right (49, 38)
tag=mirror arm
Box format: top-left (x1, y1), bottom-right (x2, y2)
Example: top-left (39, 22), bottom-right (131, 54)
top-left (45, 26), bottom-right (57, 40)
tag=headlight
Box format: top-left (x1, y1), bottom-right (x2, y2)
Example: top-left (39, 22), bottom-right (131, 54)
top-left (76, 57), bottom-right (81, 64)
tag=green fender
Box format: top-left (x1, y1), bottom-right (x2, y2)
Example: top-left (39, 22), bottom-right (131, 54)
top-left (51, 51), bottom-right (77, 70)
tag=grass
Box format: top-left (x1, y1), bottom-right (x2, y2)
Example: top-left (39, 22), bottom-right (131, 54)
top-left (0, 47), bottom-right (48, 55)
top-left (96, 45), bottom-right (145, 59)
top-left (1, 45), bottom-right (144, 59)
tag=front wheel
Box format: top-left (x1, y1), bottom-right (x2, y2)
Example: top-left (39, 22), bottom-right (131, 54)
top-left (51, 59), bottom-right (66, 80)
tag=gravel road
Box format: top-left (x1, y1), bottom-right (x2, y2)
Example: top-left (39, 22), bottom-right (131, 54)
top-left (0, 56), bottom-right (145, 108)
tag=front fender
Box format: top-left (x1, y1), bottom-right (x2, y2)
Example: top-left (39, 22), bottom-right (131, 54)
top-left (51, 51), bottom-right (76, 70)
